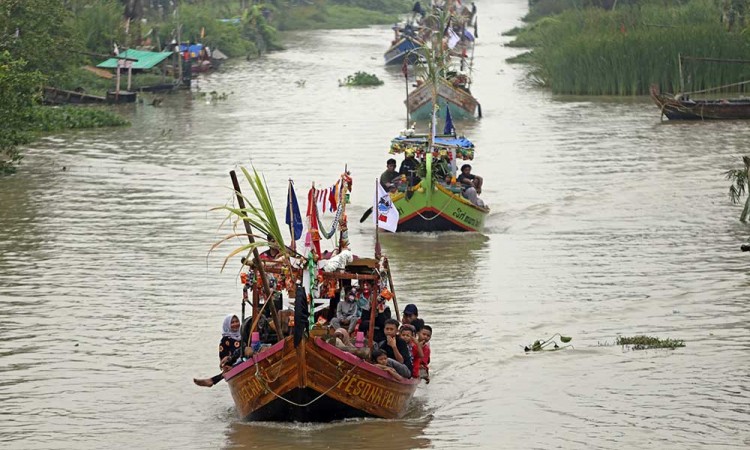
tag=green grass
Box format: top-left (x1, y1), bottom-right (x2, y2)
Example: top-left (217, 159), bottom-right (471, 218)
top-left (616, 335), bottom-right (686, 350)
top-left (340, 71), bottom-right (384, 86)
top-left (506, 0), bottom-right (750, 95)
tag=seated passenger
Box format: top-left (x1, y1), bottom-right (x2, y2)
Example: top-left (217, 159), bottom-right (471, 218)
top-left (359, 289), bottom-right (393, 343)
top-left (371, 349), bottom-right (409, 380)
top-left (457, 164), bottom-right (486, 208)
top-left (333, 328), bottom-right (352, 349)
top-left (402, 303), bottom-right (424, 332)
top-left (193, 314), bottom-right (246, 388)
top-left (400, 324), bottom-right (422, 379)
top-left (377, 318), bottom-right (413, 376)
top-left (433, 151), bottom-right (452, 181)
top-left (330, 290), bottom-right (359, 333)
top-left (399, 149), bottom-right (421, 185)
top-left (417, 325), bottom-right (432, 383)
top-left (380, 158), bottom-right (401, 192)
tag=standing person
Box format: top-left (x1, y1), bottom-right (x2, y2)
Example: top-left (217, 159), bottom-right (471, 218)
top-left (377, 319), bottom-right (413, 376)
top-left (194, 314), bottom-right (244, 388)
top-left (457, 164), bottom-right (485, 207)
top-left (380, 158), bottom-right (401, 192)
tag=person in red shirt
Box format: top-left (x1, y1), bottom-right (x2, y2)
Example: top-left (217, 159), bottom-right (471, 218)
top-left (399, 324), bottom-right (422, 379)
top-left (417, 325), bottom-right (431, 383)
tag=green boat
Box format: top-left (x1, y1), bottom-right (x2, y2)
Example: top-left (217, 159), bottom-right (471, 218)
top-left (388, 134), bottom-right (489, 232)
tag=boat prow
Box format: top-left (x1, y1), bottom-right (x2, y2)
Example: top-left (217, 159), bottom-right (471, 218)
top-left (225, 336), bottom-right (419, 421)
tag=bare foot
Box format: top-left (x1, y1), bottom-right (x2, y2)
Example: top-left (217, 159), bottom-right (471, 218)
top-left (193, 378), bottom-right (214, 388)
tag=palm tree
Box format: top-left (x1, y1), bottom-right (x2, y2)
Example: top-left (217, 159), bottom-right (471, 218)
top-left (725, 155), bottom-right (750, 222)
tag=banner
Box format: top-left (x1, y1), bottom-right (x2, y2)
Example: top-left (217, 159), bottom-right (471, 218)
top-left (374, 181), bottom-right (399, 232)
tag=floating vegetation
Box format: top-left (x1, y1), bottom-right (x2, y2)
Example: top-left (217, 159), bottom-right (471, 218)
top-left (524, 333), bottom-right (572, 352)
top-left (616, 335), bottom-right (685, 350)
top-left (339, 71), bottom-right (384, 87)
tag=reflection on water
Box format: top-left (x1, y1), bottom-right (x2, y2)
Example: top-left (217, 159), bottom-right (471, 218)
top-left (225, 415), bottom-right (431, 450)
top-left (1, 1), bottom-right (750, 449)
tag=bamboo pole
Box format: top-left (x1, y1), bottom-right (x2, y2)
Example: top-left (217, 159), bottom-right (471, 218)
top-left (384, 257), bottom-right (400, 322)
top-left (229, 170), bottom-right (284, 343)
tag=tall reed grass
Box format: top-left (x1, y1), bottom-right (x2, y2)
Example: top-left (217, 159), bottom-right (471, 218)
top-left (509, 0), bottom-right (750, 95)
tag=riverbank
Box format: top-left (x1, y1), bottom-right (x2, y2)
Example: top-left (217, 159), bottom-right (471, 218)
top-left (505, 0), bottom-right (750, 96)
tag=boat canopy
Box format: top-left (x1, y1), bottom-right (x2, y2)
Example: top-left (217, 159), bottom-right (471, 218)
top-left (97, 49), bottom-right (173, 70)
top-left (390, 135), bottom-right (475, 160)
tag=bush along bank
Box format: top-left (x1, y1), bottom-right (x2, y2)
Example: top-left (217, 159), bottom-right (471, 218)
top-left (505, 0), bottom-right (750, 96)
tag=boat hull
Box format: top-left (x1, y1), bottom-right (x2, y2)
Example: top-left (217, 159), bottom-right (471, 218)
top-left (650, 85), bottom-right (750, 120)
top-left (384, 37), bottom-right (422, 66)
top-left (393, 183), bottom-right (488, 232)
top-left (225, 336), bottom-right (418, 422)
top-left (407, 79), bottom-right (478, 120)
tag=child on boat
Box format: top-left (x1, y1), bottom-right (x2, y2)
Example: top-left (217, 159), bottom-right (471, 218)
top-left (399, 324), bottom-right (422, 379)
top-left (402, 303), bottom-right (424, 332)
top-left (371, 349), bottom-right (408, 381)
top-left (377, 318), bottom-right (413, 377)
top-left (417, 325), bottom-right (432, 384)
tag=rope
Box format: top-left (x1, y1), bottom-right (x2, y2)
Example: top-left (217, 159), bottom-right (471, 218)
top-left (414, 185), bottom-right (480, 221)
top-left (253, 351), bottom-right (364, 408)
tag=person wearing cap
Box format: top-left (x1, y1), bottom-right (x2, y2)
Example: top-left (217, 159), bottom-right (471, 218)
top-left (399, 149), bottom-right (421, 185)
top-left (402, 303), bottom-right (424, 332)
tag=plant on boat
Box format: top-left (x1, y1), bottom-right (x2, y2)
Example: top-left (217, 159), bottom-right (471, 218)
top-left (210, 166), bottom-right (290, 271)
top-left (725, 155), bottom-right (750, 222)
top-left (616, 335), bottom-right (685, 350)
top-left (339, 71), bottom-right (384, 87)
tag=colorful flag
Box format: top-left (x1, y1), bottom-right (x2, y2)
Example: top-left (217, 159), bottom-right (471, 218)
top-left (443, 105), bottom-right (454, 135)
top-left (374, 181), bottom-right (399, 233)
top-left (285, 180), bottom-right (303, 241)
top-left (446, 27), bottom-right (460, 50)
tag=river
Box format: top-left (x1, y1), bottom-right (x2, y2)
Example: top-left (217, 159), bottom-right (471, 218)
top-left (1, 1), bottom-right (749, 449)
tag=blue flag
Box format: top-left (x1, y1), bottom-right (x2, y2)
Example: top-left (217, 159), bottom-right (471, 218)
top-left (443, 105), bottom-right (455, 135)
top-left (286, 181), bottom-right (303, 240)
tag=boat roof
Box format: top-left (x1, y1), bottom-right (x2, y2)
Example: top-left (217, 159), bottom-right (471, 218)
top-left (390, 135), bottom-right (475, 160)
top-left (97, 49), bottom-right (173, 70)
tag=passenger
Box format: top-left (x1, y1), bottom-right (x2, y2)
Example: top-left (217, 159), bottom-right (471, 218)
top-left (417, 325), bottom-right (432, 383)
top-left (457, 164), bottom-right (485, 208)
top-left (377, 318), bottom-right (413, 376)
top-left (400, 324), bottom-right (422, 379)
top-left (402, 303), bottom-right (424, 332)
top-left (433, 151), bottom-right (452, 181)
top-left (193, 314), bottom-right (245, 388)
top-left (330, 290), bottom-right (359, 334)
top-left (380, 158), bottom-right (401, 192)
top-left (359, 289), bottom-right (393, 343)
top-left (333, 328), bottom-right (352, 349)
top-left (399, 149), bottom-right (421, 185)
top-left (371, 349), bottom-right (409, 380)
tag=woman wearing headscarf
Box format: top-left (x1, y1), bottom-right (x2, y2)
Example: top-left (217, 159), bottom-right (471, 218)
top-left (193, 314), bottom-right (242, 388)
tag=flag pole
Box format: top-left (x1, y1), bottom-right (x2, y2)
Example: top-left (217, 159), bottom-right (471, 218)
top-left (374, 178), bottom-right (381, 259)
top-left (287, 179), bottom-right (296, 253)
top-left (403, 57), bottom-right (410, 129)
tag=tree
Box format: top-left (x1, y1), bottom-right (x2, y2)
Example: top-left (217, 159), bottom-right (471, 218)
top-left (0, 51), bottom-right (43, 175)
top-left (0, 0), bottom-right (81, 85)
top-left (725, 155), bottom-right (750, 222)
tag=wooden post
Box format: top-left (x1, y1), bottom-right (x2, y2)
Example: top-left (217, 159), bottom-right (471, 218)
top-left (367, 288), bottom-right (376, 352)
top-left (230, 170), bottom-right (284, 343)
top-left (127, 64), bottom-right (132, 91)
top-left (678, 53), bottom-right (684, 95)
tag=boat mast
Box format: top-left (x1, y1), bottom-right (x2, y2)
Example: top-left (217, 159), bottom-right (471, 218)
top-left (229, 170), bottom-right (284, 343)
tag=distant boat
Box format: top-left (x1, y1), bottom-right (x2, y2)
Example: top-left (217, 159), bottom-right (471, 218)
top-left (388, 132), bottom-right (489, 232)
top-left (650, 85), bottom-right (750, 120)
top-left (384, 34), bottom-right (423, 66)
top-left (407, 77), bottom-right (479, 120)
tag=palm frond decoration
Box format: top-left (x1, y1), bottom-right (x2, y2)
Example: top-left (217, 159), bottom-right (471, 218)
top-left (724, 155), bottom-right (750, 222)
top-left (210, 166), bottom-right (289, 271)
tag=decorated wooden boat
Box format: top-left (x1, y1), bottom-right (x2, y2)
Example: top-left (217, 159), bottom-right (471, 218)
top-left (407, 77), bottom-right (479, 120)
top-left (388, 132), bottom-right (489, 232)
top-left (650, 84), bottom-right (750, 120)
top-left (216, 169), bottom-right (418, 422)
top-left (384, 34), bottom-right (423, 66)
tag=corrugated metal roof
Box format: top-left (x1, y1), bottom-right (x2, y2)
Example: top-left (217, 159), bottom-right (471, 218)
top-left (97, 49), bottom-right (173, 70)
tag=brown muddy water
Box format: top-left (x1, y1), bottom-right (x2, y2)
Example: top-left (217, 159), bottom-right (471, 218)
top-left (1, 1), bottom-right (749, 449)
